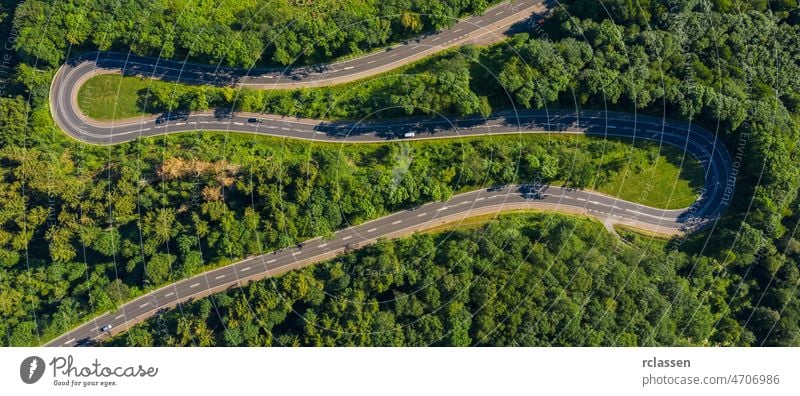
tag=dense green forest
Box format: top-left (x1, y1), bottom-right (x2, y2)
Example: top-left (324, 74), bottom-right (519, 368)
top-left (1, 0), bottom-right (800, 347)
top-left (12, 0), bottom-right (492, 67)
top-left (108, 213), bottom-right (723, 346)
top-left (0, 124), bottom-right (691, 346)
top-left (107, 0), bottom-right (800, 346)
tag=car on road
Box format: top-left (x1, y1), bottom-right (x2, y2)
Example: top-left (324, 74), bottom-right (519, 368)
top-left (518, 184), bottom-right (542, 194)
top-left (214, 110), bottom-right (235, 120)
top-left (403, 132), bottom-right (416, 138)
top-left (75, 337), bottom-right (97, 347)
top-left (248, 118), bottom-right (263, 123)
top-left (524, 191), bottom-right (543, 200)
top-left (100, 324), bottom-right (113, 332)
top-left (155, 111), bottom-right (189, 125)
top-left (518, 184), bottom-right (545, 200)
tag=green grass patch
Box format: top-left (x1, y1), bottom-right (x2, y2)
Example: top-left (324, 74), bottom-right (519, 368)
top-left (78, 74), bottom-right (156, 120)
top-left (594, 144), bottom-right (702, 209)
top-left (615, 225), bottom-right (673, 250)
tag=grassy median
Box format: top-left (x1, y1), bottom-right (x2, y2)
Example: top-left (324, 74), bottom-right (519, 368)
top-left (78, 74), bottom-right (157, 120)
top-left (193, 132), bottom-right (702, 210)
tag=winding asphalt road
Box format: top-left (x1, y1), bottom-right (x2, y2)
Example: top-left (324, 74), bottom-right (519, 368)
top-left (44, 0), bottom-right (734, 346)
top-left (54, 0), bottom-right (550, 91)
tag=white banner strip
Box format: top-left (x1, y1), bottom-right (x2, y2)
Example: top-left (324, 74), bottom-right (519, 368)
top-left (1, 348), bottom-right (797, 395)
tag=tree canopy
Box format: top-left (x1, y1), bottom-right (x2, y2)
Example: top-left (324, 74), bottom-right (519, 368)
top-left (1, 0), bottom-right (800, 346)
top-left (109, 214), bottom-right (725, 347)
top-left (12, 0), bottom-right (492, 67)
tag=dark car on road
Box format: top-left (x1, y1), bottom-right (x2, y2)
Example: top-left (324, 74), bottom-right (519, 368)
top-left (524, 191), bottom-right (543, 200)
top-left (214, 110), bottom-right (235, 120)
top-left (155, 111), bottom-right (189, 125)
top-left (75, 336), bottom-right (100, 347)
top-left (248, 118), bottom-right (263, 123)
top-left (518, 184), bottom-right (545, 200)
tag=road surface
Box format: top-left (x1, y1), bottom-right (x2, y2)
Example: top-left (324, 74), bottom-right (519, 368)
top-left (53, 0), bottom-right (550, 91)
top-left (43, 109), bottom-right (734, 347)
top-left (44, 1), bottom-right (735, 346)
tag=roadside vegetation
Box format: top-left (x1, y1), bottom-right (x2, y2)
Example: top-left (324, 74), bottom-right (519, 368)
top-left (75, 47), bottom-right (487, 121)
top-left (12, 0), bottom-right (494, 67)
top-left (1, 0), bottom-right (799, 346)
top-left (108, 213), bottom-right (719, 346)
top-left (0, 127), bottom-right (698, 345)
top-left (77, 74), bottom-right (155, 121)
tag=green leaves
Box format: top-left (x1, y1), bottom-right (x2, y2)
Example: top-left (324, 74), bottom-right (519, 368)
top-left (12, 0), bottom-right (492, 67)
top-left (117, 213), bottom-right (726, 346)
top-left (144, 252), bottom-right (176, 285)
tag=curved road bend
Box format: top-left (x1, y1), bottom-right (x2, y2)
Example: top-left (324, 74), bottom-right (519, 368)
top-left (46, 180), bottom-right (723, 348)
top-left (53, 0), bottom-right (551, 91)
top-left (44, 109), bottom-right (734, 347)
top-left (45, 1), bottom-right (735, 346)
